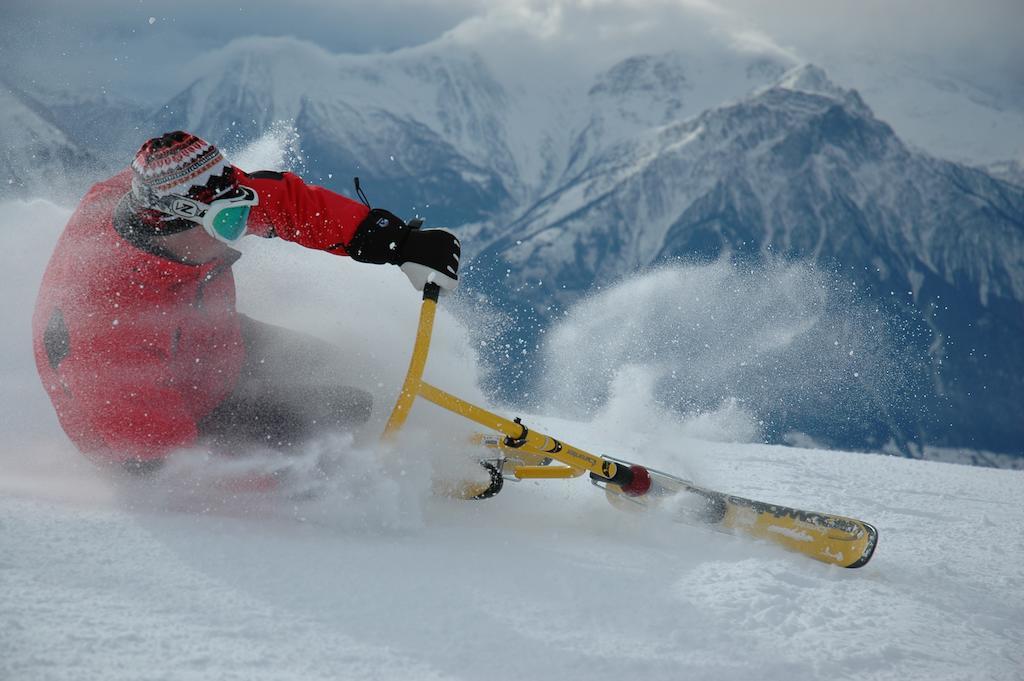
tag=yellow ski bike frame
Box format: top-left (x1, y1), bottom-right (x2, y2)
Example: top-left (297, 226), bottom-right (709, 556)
top-left (382, 284), bottom-right (878, 568)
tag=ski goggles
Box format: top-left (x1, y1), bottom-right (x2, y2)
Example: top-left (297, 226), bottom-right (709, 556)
top-left (158, 185), bottom-right (259, 243)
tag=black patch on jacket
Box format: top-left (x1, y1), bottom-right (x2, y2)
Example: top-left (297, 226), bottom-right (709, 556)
top-left (43, 308), bottom-right (71, 369)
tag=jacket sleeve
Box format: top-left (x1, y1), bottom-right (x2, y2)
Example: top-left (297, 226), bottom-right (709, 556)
top-left (239, 170), bottom-right (370, 255)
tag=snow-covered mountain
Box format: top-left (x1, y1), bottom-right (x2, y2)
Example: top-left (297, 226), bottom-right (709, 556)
top-left (37, 90), bottom-right (151, 170)
top-left (0, 82), bottom-right (97, 201)
top-left (812, 51), bottom-right (1024, 166)
top-left (151, 38), bottom-right (522, 225)
top-left (147, 36), bottom-right (795, 226)
top-left (468, 65), bottom-right (1024, 455)
top-left (478, 65), bottom-right (1024, 310)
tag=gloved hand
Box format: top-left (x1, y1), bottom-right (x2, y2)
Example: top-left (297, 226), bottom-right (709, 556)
top-left (398, 229), bottom-right (460, 291)
top-left (348, 209), bottom-right (460, 291)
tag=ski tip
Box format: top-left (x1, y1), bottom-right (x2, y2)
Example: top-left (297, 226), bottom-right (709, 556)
top-left (844, 522), bottom-right (879, 569)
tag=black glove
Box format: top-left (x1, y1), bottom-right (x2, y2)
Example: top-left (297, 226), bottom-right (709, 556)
top-left (349, 208), bottom-right (460, 291)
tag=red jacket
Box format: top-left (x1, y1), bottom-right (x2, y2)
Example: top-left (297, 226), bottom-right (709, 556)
top-left (32, 168), bottom-right (369, 464)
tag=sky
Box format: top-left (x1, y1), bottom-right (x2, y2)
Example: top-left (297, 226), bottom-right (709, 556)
top-left (2, 0), bottom-right (1021, 104)
top-left (719, 0), bottom-right (1023, 100)
top-left (0, 0), bottom-right (480, 99)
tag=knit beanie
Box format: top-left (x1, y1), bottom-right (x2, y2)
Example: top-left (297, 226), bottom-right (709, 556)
top-left (129, 131), bottom-right (235, 232)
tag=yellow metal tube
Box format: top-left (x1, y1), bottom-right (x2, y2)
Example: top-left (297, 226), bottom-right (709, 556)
top-left (512, 465), bottom-right (583, 479)
top-left (382, 289), bottom-right (619, 482)
top-left (382, 294), bottom-right (437, 440)
top-left (417, 381), bottom-right (619, 480)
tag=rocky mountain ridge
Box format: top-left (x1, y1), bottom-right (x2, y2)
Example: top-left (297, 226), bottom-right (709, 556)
top-left (470, 65), bottom-right (1024, 453)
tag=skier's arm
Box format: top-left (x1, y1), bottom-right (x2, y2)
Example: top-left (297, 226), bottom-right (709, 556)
top-left (240, 170), bottom-right (369, 254)
top-left (239, 169), bottom-right (461, 290)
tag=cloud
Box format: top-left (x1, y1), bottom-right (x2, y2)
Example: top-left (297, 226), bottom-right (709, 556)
top-left (0, 0), bottom-right (481, 100)
top-left (437, 0), bottom-right (797, 89)
top-left (714, 0), bottom-right (1024, 94)
top-left (2, 0), bottom-right (1019, 106)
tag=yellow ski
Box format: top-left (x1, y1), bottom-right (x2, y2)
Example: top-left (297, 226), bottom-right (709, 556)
top-left (598, 462), bottom-right (878, 568)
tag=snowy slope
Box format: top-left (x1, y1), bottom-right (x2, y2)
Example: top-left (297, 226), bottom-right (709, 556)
top-left (2, 173), bottom-right (1022, 681)
top-left (4, 427), bottom-right (1023, 681)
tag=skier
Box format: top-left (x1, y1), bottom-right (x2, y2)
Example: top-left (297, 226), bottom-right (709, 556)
top-left (32, 131), bottom-right (460, 475)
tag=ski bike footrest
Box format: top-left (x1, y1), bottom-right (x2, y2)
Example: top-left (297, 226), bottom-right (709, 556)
top-left (432, 459), bottom-right (505, 501)
top-left (471, 433), bottom-right (555, 468)
top-left (510, 465), bottom-right (582, 479)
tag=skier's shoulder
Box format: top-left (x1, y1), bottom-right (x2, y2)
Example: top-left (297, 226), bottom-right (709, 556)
top-left (81, 167), bottom-right (134, 205)
top-left (60, 169), bottom-right (131, 232)
top-left (64, 168), bottom-right (134, 227)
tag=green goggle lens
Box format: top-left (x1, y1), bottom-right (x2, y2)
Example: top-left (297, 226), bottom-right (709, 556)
top-left (211, 205), bottom-right (251, 241)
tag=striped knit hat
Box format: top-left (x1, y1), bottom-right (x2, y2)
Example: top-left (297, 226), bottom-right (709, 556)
top-left (130, 131), bottom-right (233, 214)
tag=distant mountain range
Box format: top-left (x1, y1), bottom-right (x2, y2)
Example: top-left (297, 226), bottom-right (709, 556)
top-left (4, 38), bottom-right (1021, 461)
top-left (470, 64), bottom-right (1024, 455)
